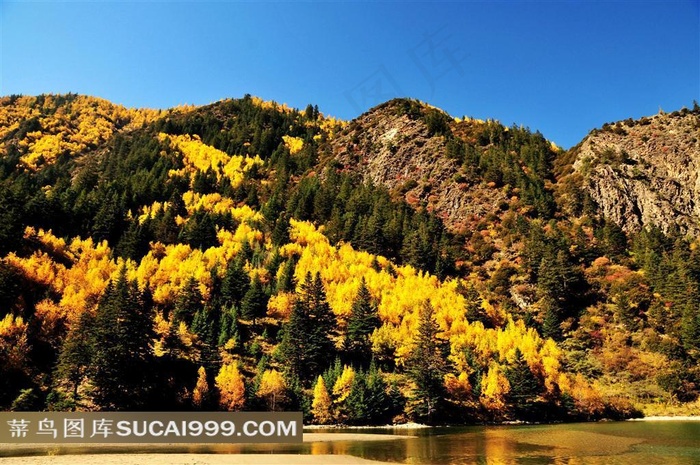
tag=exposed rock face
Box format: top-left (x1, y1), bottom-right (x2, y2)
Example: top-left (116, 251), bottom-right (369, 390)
top-left (330, 99), bottom-right (507, 232)
top-left (573, 109), bottom-right (700, 235)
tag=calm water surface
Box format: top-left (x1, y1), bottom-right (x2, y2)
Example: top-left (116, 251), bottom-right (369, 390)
top-left (5, 421), bottom-right (700, 464)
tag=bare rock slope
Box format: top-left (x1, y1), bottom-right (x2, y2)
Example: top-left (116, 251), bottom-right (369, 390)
top-left (572, 108), bottom-right (700, 235)
top-left (330, 99), bottom-right (507, 233)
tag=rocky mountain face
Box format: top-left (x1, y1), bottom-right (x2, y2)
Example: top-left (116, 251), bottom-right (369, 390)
top-left (571, 108), bottom-right (700, 235)
top-left (330, 99), bottom-right (508, 233)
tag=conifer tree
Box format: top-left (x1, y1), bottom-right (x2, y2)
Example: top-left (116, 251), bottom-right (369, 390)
top-left (222, 258), bottom-right (250, 307)
top-left (279, 273), bottom-right (336, 380)
top-left (241, 275), bottom-right (267, 324)
top-left (90, 270), bottom-right (156, 410)
top-left (344, 278), bottom-right (380, 363)
top-left (54, 311), bottom-right (95, 408)
top-left (406, 301), bottom-right (448, 423)
top-left (504, 349), bottom-right (541, 415)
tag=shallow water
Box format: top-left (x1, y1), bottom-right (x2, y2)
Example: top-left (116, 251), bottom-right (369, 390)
top-left (4, 421), bottom-right (700, 464)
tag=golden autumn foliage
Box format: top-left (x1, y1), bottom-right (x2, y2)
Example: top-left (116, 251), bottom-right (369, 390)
top-left (158, 133), bottom-right (263, 187)
top-left (0, 95), bottom-right (167, 170)
top-left (5, 227), bottom-right (126, 323)
top-left (282, 135), bottom-right (304, 155)
top-left (282, 219), bottom-right (570, 396)
top-left (332, 365), bottom-right (356, 404)
top-left (311, 376), bottom-right (333, 424)
top-left (192, 366), bottom-right (210, 409)
top-left (444, 372), bottom-right (472, 401)
top-left (0, 314), bottom-right (30, 372)
top-left (256, 369), bottom-right (287, 410)
top-left (216, 363), bottom-right (246, 411)
top-left (480, 363), bottom-right (510, 411)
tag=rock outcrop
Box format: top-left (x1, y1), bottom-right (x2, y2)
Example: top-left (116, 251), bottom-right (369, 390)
top-left (572, 108), bottom-right (700, 235)
top-left (330, 99), bottom-right (507, 233)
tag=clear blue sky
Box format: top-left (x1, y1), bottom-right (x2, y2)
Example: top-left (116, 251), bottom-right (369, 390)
top-left (2, 1), bottom-right (698, 148)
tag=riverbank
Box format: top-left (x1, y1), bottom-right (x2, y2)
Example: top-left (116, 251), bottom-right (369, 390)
top-left (0, 453), bottom-right (391, 464)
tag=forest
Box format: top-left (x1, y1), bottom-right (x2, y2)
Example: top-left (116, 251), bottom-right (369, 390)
top-left (0, 93), bottom-right (698, 423)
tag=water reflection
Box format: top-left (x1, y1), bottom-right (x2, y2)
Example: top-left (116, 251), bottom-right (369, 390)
top-left (3, 422), bottom-right (700, 464)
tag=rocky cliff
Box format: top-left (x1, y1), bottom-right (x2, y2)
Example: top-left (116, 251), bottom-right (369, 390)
top-left (571, 108), bottom-right (700, 235)
top-left (330, 99), bottom-right (509, 233)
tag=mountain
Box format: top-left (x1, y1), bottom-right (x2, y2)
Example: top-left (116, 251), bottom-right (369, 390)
top-left (0, 93), bottom-right (699, 422)
top-left (566, 107), bottom-right (700, 235)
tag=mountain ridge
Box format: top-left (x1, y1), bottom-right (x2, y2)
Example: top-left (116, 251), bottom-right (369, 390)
top-left (1, 92), bottom-right (700, 421)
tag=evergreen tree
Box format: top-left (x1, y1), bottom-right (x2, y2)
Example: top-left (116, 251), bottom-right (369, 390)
top-left (504, 349), bottom-right (542, 418)
top-left (222, 258), bottom-right (250, 307)
top-left (276, 258), bottom-right (297, 293)
top-left (681, 303), bottom-right (700, 358)
top-left (346, 361), bottom-right (389, 425)
top-left (240, 275), bottom-right (268, 324)
top-left (54, 311), bottom-right (95, 409)
top-left (218, 306), bottom-right (240, 347)
top-left (541, 297), bottom-right (562, 340)
top-left (279, 273), bottom-right (336, 380)
top-left (344, 278), bottom-right (380, 363)
top-left (406, 301), bottom-right (448, 424)
top-left (90, 271), bottom-right (156, 410)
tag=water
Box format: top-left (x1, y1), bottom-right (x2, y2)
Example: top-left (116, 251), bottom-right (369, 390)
top-left (4, 421), bottom-right (700, 464)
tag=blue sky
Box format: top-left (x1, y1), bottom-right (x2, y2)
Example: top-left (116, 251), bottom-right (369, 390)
top-left (2, 1), bottom-right (698, 148)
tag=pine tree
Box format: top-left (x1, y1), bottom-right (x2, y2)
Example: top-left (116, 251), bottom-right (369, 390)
top-left (279, 273), bottom-right (336, 380)
top-left (344, 278), bottom-right (380, 363)
top-left (541, 297), bottom-right (561, 340)
top-left (54, 311), bottom-right (95, 409)
top-left (681, 303), bottom-right (700, 358)
top-left (406, 301), bottom-right (448, 424)
top-left (90, 270), bottom-right (156, 410)
top-left (346, 361), bottom-right (389, 425)
top-left (504, 349), bottom-right (542, 418)
top-left (218, 306), bottom-right (240, 347)
top-left (241, 275), bottom-right (268, 324)
top-left (222, 258), bottom-right (250, 307)
top-left (276, 258), bottom-right (296, 293)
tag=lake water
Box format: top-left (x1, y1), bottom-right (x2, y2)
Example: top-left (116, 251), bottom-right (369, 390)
top-left (5, 421), bottom-right (700, 464)
top-left (302, 422), bottom-right (700, 464)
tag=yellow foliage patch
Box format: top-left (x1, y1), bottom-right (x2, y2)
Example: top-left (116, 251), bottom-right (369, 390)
top-left (159, 133), bottom-right (263, 187)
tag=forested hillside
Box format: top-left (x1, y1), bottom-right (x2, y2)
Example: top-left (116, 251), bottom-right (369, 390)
top-left (1, 93), bottom-right (699, 422)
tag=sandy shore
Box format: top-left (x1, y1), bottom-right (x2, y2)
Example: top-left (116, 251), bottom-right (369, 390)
top-left (0, 453), bottom-right (391, 464)
top-left (0, 432), bottom-right (409, 464)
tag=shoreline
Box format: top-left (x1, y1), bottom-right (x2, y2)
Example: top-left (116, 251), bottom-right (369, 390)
top-left (0, 432), bottom-right (410, 461)
top-left (0, 453), bottom-right (391, 464)
top-left (629, 415), bottom-right (700, 421)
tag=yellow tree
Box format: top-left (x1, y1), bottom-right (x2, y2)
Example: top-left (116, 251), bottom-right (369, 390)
top-left (257, 369), bottom-right (287, 411)
top-left (311, 376), bottom-right (332, 424)
top-left (332, 365), bottom-right (356, 404)
top-left (192, 366), bottom-right (210, 409)
top-left (216, 363), bottom-right (245, 411)
top-left (480, 363), bottom-right (510, 411)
